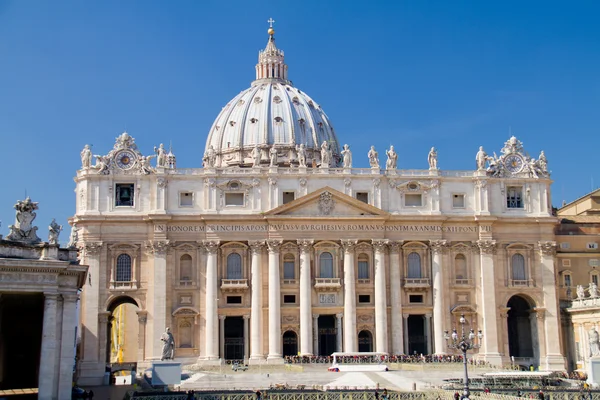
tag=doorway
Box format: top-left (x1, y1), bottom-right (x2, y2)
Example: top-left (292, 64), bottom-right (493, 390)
top-left (282, 331), bottom-right (298, 356)
top-left (507, 295), bottom-right (534, 358)
top-left (407, 314), bottom-right (427, 355)
top-left (224, 317), bottom-right (244, 360)
top-left (358, 330), bottom-right (373, 352)
top-left (318, 315), bottom-right (337, 356)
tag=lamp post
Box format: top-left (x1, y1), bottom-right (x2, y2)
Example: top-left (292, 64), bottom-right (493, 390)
top-left (444, 314), bottom-right (483, 400)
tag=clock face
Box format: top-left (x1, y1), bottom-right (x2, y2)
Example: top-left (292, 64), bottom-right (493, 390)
top-left (504, 154), bottom-right (524, 174)
top-left (116, 150), bottom-right (136, 169)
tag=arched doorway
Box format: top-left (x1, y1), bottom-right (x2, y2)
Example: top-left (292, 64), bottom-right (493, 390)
top-left (106, 296), bottom-right (140, 384)
top-left (358, 330), bottom-right (373, 352)
top-left (282, 331), bottom-right (298, 356)
top-left (507, 295), bottom-right (535, 361)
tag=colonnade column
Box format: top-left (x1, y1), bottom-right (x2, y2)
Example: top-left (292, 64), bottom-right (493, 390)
top-left (372, 239), bottom-right (389, 353)
top-left (403, 314), bottom-right (409, 355)
top-left (219, 316), bottom-right (226, 359)
top-left (313, 314), bottom-right (319, 355)
top-left (425, 314), bottom-right (432, 355)
top-left (249, 240), bottom-right (265, 361)
top-left (58, 293), bottom-right (79, 399)
top-left (336, 313), bottom-right (343, 352)
top-left (298, 239), bottom-right (314, 355)
top-left (267, 240), bottom-right (283, 361)
top-left (538, 241), bottom-right (566, 370)
top-left (204, 241), bottom-right (220, 360)
top-left (476, 240), bottom-right (502, 365)
top-left (341, 240), bottom-right (357, 352)
top-left (389, 242), bottom-right (404, 354)
top-left (136, 311), bottom-right (148, 363)
top-left (430, 240), bottom-right (447, 354)
top-left (243, 315), bottom-right (250, 362)
top-left (39, 293), bottom-right (59, 400)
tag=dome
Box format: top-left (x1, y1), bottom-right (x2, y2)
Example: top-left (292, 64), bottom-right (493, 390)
top-left (205, 27), bottom-right (341, 168)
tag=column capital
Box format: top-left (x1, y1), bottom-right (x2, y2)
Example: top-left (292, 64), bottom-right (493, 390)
top-left (312, 314), bottom-right (319, 319)
top-left (60, 292), bottom-right (79, 303)
top-left (538, 241), bottom-right (557, 256)
top-left (202, 240), bottom-right (220, 254)
top-left (145, 240), bottom-right (171, 255)
top-left (476, 239), bottom-right (497, 255)
top-left (336, 313), bottom-right (343, 319)
top-left (297, 239), bottom-right (314, 252)
top-left (533, 307), bottom-right (546, 320)
top-left (267, 239), bottom-right (283, 253)
top-left (430, 240), bottom-right (448, 255)
top-left (243, 314), bottom-right (250, 320)
top-left (389, 241), bottom-right (403, 253)
top-left (82, 241), bottom-right (103, 256)
top-left (402, 313), bottom-right (410, 319)
top-left (44, 292), bottom-right (60, 301)
top-left (249, 240), bottom-right (266, 254)
top-left (341, 239), bottom-right (358, 252)
top-left (371, 239), bottom-right (389, 253)
top-left (218, 315), bottom-right (226, 321)
top-left (425, 313), bottom-right (432, 319)
top-left (98, 311), bottom-right (111, 323)
top-left (498, 307), bottom-right (510, 319)
top-left (137, 311), bottom-right (148, 324)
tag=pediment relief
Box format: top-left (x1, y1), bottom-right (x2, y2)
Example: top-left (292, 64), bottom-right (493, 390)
top-left (281, 242), bottom-right (298, 252)
top-left (355, 242), bottom-right (373, 252)
top-left (505, 243), bottom-right (532, 250)
top-left (221, 241), bottom-right (248, 250)
top-left (396, 180), bottom-right (438, 193)
top-left (402, 241), bottom-right (428, 250)
top-left (174, 243), bottom-right (198, 251)
top-left (216, 180), bottom-right (253, 192)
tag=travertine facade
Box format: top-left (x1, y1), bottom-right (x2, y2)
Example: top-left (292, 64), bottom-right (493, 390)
top-left (74, 24), bottom-right (565, 385)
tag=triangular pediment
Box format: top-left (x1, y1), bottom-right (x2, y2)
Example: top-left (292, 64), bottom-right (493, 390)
top-left (265, 187), bottom-right (389, 218)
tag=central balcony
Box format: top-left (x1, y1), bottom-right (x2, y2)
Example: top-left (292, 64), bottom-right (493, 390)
top-left (314, 278), bottom-right (342, 292)
top-left (220, 279), bottom-right (249, 293)
top-left (403, 277), bottom-right (431, 291)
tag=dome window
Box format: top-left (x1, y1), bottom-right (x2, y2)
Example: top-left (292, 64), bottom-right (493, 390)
top-left (298, 118), bottom-right (305, 125)
top-left (292, 97), bottom-right (300, 105)
top-left (308, 101), bottom-right (315, 108)
top-left (215, 125), bottom-right (220, 131)
top-left (237, 99), bottom-right (245, 106)
top-left (229, 121), bottom-right (236, 127)
top-left (250, 118), bottom-right (258, 124)
top-left (273, 96), bottom-right (282, 104)
top-left (274, 117), bottom-right (284, 124)
top-left (273, 85), bottom-right (279, 90)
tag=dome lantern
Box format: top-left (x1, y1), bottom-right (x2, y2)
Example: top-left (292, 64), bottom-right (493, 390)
top-left (255, 18), bottom-right (289, 82)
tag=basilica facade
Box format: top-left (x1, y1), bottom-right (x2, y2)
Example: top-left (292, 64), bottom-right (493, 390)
top-left (74, 25), bottom-right (564, 385)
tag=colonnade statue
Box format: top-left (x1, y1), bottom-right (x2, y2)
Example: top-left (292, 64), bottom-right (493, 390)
top-left (160, 327), bottom-right (175, 361)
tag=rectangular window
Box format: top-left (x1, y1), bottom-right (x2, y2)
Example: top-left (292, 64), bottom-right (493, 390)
top-left (506, 187), bottom-right (523, 209)
top-left (452, 194), bottom-right (465, 208)
top-left (560, 242), bottom-right (570, 249)
top-left (409, 295), bottom-right (423, 303)
top-left (283, 295), bottom-right (296, 304)
top-left (225, 192), bottom-right (244, 206)
top-left (358, 261), bottom-right (369, 279)
top-left (283, 261), bottom-right (295, 279)
top-left (358, 295), bottom-right (371, 303)
top-left (590, 259), bottom-right (600, 268)
top-left (115, 184), bottom-right (135, 207)
top-left (562, 259), bottom-right (571, 267)
top-left (179, 192), bottom-right (193, 207)
top-left (355, 192), bottom-right (369, 204)
top-left (405, 194), bottom-right (422, 207)
top-left (587, 243), bottom-right (599, 250)
top-left (283, 191), bottom-right (295, 204)
top-left (226, 296), bottom-right (242, 304)
top-left (564, 274), bottom-right (572, 287)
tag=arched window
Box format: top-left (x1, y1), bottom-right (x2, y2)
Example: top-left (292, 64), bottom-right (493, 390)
top-left (180, 254), bottom-right (192, 283)
top-left (407, 252), bottom-right (421, 278)
top-left (511, 254), bottom-right (526, 281)
top-left (320, 252), bottom-right (334, 278)
top-left (116, 254), bottom-right (132, 282)
top-left (283, 254), bottom-right (295, 280)
top-left (454, 254), bottom-right (467, 279)
top-left (227, 253), bottom-right (242, 279)
top-left (179, 320), bottom-right (192, 348)
top-left (358, 253), bottom-right (369, 280)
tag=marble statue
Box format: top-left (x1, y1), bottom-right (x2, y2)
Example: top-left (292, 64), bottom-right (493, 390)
top-left (6, 197), bottom-right (41, 243)
top-left (139, 155), bottom-right (155, 174)
top-left (94, 155), bottom-right (109, 174)
top-left (527, 158), bottom-right (539, 179)
top-left (296, 144), bottom-right (307, 167)
top-left (385, 145), bottom-right (397, 170)
top-left (203, 145), bottom-right (216, 168)
top-left (320, 141), bottom-right (331, 168)
top-left (368, 146), bottom-right (379, 168)
top-left (160, 327), bottom-right (175, 360)
top-left (476, 146), bottom-right (487, 170)
top-left (154, 143), bottom-right (167, 168)
top-left (590, 327), bottom-right (600, 357)
top-left (428, 147), bottom-right (438, 170)
top-left (341, 144), bottom-right (352, 168)
top-left (80, 145), bottom-right (92, 169)
top-left (67, 224), bottom-right (79, 249)
top-left (538, 151), bottom-right (548, 173)
top-left (251, 145), bottom-right (261, 167)
top-left (48, 219), bottom-right (62, 245)
top-left (269, 146), bottom-right (278, 167)
top-left (577, 284), bottom-right (586, 300)
top-left (590, 281), bottom-right (599, 298)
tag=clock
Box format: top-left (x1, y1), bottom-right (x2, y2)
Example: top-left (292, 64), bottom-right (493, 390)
top-left (115, 150), bottom-right (136, 170)
top-left (504, 154), bottom-right (524, 174)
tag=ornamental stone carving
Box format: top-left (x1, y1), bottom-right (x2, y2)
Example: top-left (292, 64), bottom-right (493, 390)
top-left (0, 273), bottom-right (58, 284)
top-left (299, 178), bottom-right (307, 187)
top-left (389, 241), bottom-right (403, 253)
top-left (371, 239), bottom-right (389, 253)
top-left (204, 178), bottom-right (216, 188)
top-left (268, 177), bottom-right (277, 187)
top-left (340, 239), bottom-right (358, 252)
top-left (318, 192), bottom-right (335, 215)
top-left (83, 242), bottom-right (103, 256)
top-left (476, 240), bottom-right (497, 255)
top-left (157, 178), bottom-right (167, 188)
top-left (430, 240), bottom-right (448, 255)
top-left (267, 240), bottom-right (283, 253)
top-left (297, 239), bottom-right (314, 252)
top-left (202, 240), bottom-right (220, 254)
top-left (538, 241), bottom-right (557, 256)
top-left (249, 240), bottom-right (265, 254)
top-left (146, 240), bottom-right (171, 255)
top-left (6, 197), bottom-right (41, 244)
top-left (48, 219), bottom-right (62, 245)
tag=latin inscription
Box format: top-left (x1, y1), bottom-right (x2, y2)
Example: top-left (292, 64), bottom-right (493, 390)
top-left (155, 224), bottom-right (490, 233)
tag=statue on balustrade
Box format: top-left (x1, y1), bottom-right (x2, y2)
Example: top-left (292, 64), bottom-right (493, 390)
top-left (341, 144), bottom-right (352, 168)
top-left (48, 219), bottom-right (62, 245)
top-left (203, 145), bottom-right (216, 168)
top-left (296, 144), bottom-right (307, 167)
top-left (161, 327), bottom-right (175, 361)
top-left (590, 281), bottom-right (599, 298)
top-left (385, 145), bottom-right (397, 170)
top-left (577, 285), bottom-right (586, 300)
top-left (589, 327), bottom-right (600, 357)
top-left (368, 146), bottom-right (379, 168)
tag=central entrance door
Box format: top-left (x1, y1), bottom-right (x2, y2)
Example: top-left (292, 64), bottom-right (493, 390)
top-left (407, 314), bottom-right (427, 355)
top-left (224, 316), bottom-right (244, 360)
top-left (318, 315), bottom-right (337, 356)
top-left (282, 331), bottom-right (298, 356)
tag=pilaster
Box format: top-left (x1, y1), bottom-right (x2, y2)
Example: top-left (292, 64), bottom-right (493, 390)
top-left (203, 240), bottom-right (220, 360)
top-left (267, 240), bottom-right (283, 362)
top-left (58, 293), bottom-right (79, 399)
top-left (476, 240), bottom-right (502, 366)
top-left (430, 240), bottom-right (447, 354)
top-left (145, 240), bottom-right (170, 360)
top-left (341, 239), bottom-right (357, 352)
top-left (372, 239), bottom-right (388, 353)
top-left (389, 241), bottom-right (404, 354)
top-left (298, 239), bottom-right (314, 355)
top-left (39, 293), bottom-right (59, 400)
top-left (249, 240), bottom-right (265, 361)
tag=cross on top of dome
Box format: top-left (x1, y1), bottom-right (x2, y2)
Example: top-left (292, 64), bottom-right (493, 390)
top-left (256, 18), bottom-right (287, 82)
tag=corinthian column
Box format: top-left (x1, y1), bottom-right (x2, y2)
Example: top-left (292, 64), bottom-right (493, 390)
top-left (476, 240), bottom-right (501, 366)
top-left (146, 240), bottom-right (170, 360)
top-left (39, 293), bottom-right (59, 399)
top-left (430, 240), bottom-right (447, 354)
top-left (267, 240), bottom-right (283, 361)
top-left (249, 240), bottom-right (265, 361)
top-left (389, 241), bottom-right (404, 354)
top-left (341, 239), bottom-right (358, 352)
top-left (203, 240), bottom-right (220, 360)
top-left (372, 239), bottom-right (389, 353)
top-left (298, 239), bottom-right (314, 355)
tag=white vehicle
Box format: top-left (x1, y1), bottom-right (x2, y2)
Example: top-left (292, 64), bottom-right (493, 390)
top-left (328, 352), bottom-right (389, 372)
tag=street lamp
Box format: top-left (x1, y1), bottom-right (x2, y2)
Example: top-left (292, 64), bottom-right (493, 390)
top-left (444, 314), bottom-right (483, 400)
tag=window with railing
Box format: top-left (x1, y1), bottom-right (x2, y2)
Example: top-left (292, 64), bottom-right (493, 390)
top-left (116, 254), bottom-right (132, 282)
top-left (227, 253), bottom-right (243, 279)
top-left (407, 252), bottom-right (422, 278)
top-left (180, 254), bottom-right (193, 285)
top-left (320, 252), bottom-right (334, 278)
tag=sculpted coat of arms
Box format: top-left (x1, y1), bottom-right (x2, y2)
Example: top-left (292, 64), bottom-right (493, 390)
top-left (318, 191), bottom-right (335, 215)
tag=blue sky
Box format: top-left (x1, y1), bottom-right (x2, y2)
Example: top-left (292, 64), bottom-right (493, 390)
top-left (1, 1), bottom-right (599, 241)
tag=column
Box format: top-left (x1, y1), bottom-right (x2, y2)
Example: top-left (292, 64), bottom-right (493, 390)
top-left (341, 240), bottom-right (357, 352)
top-left (53, 295), bottom-right (64, 395)
top-left (58, 293), bottom-right (78, 400)
top-left (538, 241), bottom-right (566, 370)
top-left (267, 240), bottom-right (283, 361)
top-left (97, 312), bottom-right (110, 366)
top-left (249, 241), bottom-right (265, 360)
top-left (403, 314), bottom-right (409, 355)
top-left (336, 313), bottom-right (343, 352)
top-left (136, 311), bottom-right (148, 363)
top-left (148, 240), bottom-right (169, 360)
top-left (219, 316), bottom-right (226, 359)
top-left (243, 315), bottom-right (250, 362)
top-left (39, 293), bottom-right (59, 400)
top-left (425, 314), bottom-right (432, 355)
top-left (298, 239), bottom-right (314, 355)
top-left (430, 240), bottom-right (447, 354)
top-left (389, 242), bottom-right (404, 354)
top-left (499, 308), bottom-right (510, 364)
top-left (372, 239), bottom-right (389, 353)
top-left (476, 240), bottom-right (502, 365)
top-left (204, 241), bottom-right (220, 360)
top-left (313, 314), bottom-right (319, 355)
